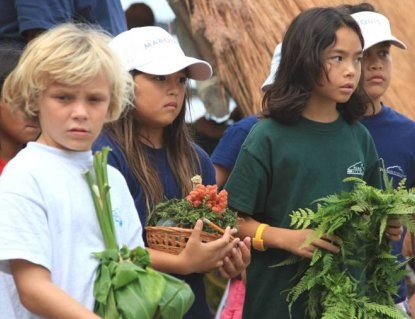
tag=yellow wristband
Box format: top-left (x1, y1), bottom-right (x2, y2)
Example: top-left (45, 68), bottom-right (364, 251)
top-left (252, 223), bottom-right (269, 251)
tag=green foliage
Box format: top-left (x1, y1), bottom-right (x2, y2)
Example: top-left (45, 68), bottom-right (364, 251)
top-left (284, 177), bottom-right (415, 319)
top-left (147, 198), bottom-right (238, 235)
top-left (85, 147), bottom-right (194, 318)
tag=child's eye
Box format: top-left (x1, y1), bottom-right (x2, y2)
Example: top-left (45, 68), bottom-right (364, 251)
top-left (154, 75), bottom-right (166, 81)
top-left (55, 95), bottom-right (72, 102)
top-left (331, 56), bottom-right (343, 62)
top-left (179, 76), bottom-right (188, 85)
top-left (89, 97), bottom-right (104, 103)
top-left (379, 50), bottom-right (390, 58)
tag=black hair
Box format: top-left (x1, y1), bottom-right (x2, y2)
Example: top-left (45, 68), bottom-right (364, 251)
top-left (336, 3), bottom-right (377, 115)
top-left (125, 3), bottom-right (155, 29)
top-left (262, 7), bottom-right (369, 125)
top-left (104, 70), bottom-right (200, 216)
top-left (336, 2), bottom-right (376, 15)
top-left (0, 41), bottom-right (24, 95)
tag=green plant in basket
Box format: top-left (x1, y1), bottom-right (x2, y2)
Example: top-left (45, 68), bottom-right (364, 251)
top-left (84, 147), bottom-right (195, 319)
top-left (147, 175), bottom-right (237, 234)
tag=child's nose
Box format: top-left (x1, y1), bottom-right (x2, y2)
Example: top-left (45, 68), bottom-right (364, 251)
top-left (72, 100), bottom-right (88, 118)
top-left (345, 62), bottom-right (357, 78)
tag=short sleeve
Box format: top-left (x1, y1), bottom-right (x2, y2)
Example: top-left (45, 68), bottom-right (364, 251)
top-left (224, 126), bottom-right (271, 215)
top-left (0, 172), bottom-right (52, 273)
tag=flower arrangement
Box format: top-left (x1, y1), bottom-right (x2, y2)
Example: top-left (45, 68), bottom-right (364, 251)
top-left (147, 175), bottom-right (237, 235)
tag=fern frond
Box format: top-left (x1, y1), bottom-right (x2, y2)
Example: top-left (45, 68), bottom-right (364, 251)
top-left (284, 177), bottom-right (415, 319)
top-left (270, 255), bottom-right (300, 268)
top-left (365, 302), bottom-right (408, 319)
top-left (290, 208), bottom-right (314, 229)
top-left (378, 216), bottom-right (388, 244)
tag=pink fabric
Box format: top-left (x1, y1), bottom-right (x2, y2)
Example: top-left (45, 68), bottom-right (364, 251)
top-left (220, 278), bottom-right (246, 319)
top-left (0, 158), bottom-right (7, 175)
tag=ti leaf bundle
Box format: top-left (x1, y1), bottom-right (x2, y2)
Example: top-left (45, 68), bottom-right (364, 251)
top-left (84, 147), bottom-right (194, 319)
top-left (285, 177), bottom-right (415, 319)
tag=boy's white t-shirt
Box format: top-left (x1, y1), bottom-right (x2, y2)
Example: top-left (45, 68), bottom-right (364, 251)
top-left (0, 142), bottom-right (144, 318)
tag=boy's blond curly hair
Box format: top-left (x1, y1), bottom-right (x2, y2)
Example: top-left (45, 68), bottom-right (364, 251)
top-left (2, 23), bottom-right (134, 122)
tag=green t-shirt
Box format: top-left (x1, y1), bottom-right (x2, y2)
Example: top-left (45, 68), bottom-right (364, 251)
top-left (225, 117), bottom-right (381, 319)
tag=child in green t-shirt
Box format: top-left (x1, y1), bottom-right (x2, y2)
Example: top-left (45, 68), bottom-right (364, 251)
top-left (225, 7), bottom-right (402, 319)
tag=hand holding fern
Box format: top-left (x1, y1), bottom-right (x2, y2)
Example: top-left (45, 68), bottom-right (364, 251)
top-left (285, 229), bottom-right (340, 259)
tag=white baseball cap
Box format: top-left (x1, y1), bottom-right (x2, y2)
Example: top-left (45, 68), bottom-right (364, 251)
top-left (261, 43), bottom-right (282, 92)
top-left (351, 11), bottom-right (406, 50)
top-left (109, 26), bottom-right (213, 80)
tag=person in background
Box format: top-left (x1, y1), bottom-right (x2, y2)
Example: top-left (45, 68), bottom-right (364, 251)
top-left (224, 7), bottom-right (402, 319)
top-left (125, 2), bottom-right (155, 29)
top-left (0, 43), bottom-right (40, 174)
top-left (211, 43), bottom-right (281, 187)
top-left (345, 3), bottom-right (415, 315)
top-left (0, 0), bottom-right (127, 45)
top-left (93, 26), bottom-right (251, 319)
top-left (212, 43), bottom-right (281, 319)
top-left (0, 23), bottom-right (143, 318)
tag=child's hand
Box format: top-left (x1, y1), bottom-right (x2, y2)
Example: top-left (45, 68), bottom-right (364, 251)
top-left (286, 229), bottom-right (339, 259)
top-left (218, 236), bottom-right (251, 279)
top-left (386, 218), bottom-right (403, 241)
top-left (179, 219), bottom-right (240, 273)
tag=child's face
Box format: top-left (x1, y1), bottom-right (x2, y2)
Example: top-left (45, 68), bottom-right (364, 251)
top-left (36, 72), bottom-right (111, 152)
top-left (314, 26), bottom-right (363, 106)
top-left (0, 103), bottom-right (39, 146)
top-left (362, 42), bottom-right (392, 104)
top-left (132, 70), bottom-right (187, 130)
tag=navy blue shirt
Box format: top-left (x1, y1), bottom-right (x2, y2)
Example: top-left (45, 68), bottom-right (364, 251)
top-left (93, 132), bottom-right (216, 319)
top-left (211, 115), bottom-right (258, 170)
top-left (361, 105), bottom-right (415, 303)
top-left (0, 0), bottom-right (126, 43)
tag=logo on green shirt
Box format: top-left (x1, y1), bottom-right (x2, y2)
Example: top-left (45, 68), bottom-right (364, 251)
top-left (347, 161), bottom-right (364, 176)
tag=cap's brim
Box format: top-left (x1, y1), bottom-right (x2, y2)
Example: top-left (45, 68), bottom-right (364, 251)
top-left (261, 43), bottom-right (282, 92)
top-left (133, 55), bottom-right (212, 81)
top-left (365, 36), bottom-right (406, 50)
top-left (261, 76), bottom-right (274, 92)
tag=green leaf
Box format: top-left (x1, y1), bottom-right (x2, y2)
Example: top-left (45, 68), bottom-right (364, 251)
top-left (270, 255), bottom-right (300, 268)
top-left (112, 261), bottom-right (145, 289)
top-left (130, 245), bottom-right (151, 268)
top-left (115, 283), bottom-right (156, 319)
top-left (94, 264), bottom-right (112, 304)
top-left (156, 273), bottom-right (195, 319)
top-left (135, 267), bottom-right (166, 304)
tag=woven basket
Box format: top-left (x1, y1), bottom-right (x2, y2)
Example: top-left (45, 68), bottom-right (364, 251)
top-left (145, 226), bottom-right (221, 255)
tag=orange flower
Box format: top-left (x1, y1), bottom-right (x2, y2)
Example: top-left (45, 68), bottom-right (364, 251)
top-left (186, 183), bottom-right (228, 215)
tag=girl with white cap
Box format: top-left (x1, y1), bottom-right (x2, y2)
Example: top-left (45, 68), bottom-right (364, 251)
top-left (343, 3), bottom-right (415, 316)
top-left (93, 26), bottom-right (250, 319)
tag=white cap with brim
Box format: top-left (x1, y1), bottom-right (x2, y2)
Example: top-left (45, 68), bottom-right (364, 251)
top-left (109, 26), bottom-right (212, 81)
top-left (351, 11), bottom-right (406, 50)
top-left (261, 43), bottom-right (282, 92)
